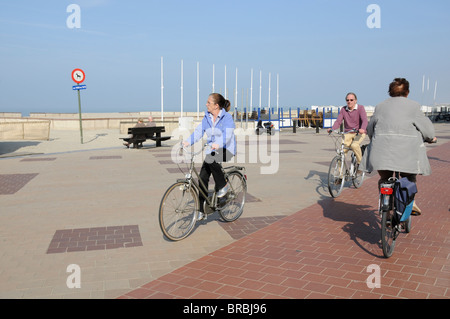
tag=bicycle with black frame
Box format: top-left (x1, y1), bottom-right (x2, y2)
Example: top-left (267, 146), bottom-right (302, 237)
top-left (378, 173), bottom-right (413, 258)
top-left (378, 138), bottom-right (437, 258)
top-left (159, 142), bottom-right (247, 241)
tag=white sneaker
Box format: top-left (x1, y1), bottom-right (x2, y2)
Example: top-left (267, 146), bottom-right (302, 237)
top-left (197, 212), bottom-right (205, 221)
top-left (217, 184), bottom-right (229, 198)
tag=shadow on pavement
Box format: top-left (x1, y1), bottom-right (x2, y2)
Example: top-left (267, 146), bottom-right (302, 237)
top-left (0, 141), bottom-right (41, 156)
top-left (319, 196), bottom-right (383, 258)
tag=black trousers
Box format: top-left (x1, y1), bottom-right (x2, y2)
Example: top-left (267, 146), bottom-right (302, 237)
top-left (198, 148), bottom-right (233, 212)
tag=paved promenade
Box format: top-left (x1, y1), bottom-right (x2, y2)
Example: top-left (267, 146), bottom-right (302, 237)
top-left (0, 124), bottom-right (449, 299)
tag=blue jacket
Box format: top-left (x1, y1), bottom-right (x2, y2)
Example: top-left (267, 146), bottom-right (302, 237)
top-left (187, 109), bottom-right (236, 155)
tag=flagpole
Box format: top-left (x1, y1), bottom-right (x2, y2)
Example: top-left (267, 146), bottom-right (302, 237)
top-left (421, 74), bottom-right (425, 106)
top-left (180, 59), bottom-right (183, 118)
top-left (212, 64), bottom-right (215, 93)
top-left (268, 72), bottom-right (271, 111)
top-left (197, 61), bottom-right (200, 120)
top-left (161, 56), bottom-right (164, 122)
top-left (224, 65), bottom-right (227, 99)
top-left (433, 81), bottom-right (437, 105)
top-left (259, 70), bottom-right (262, 110)
top-left (250, 68), bottom-right (253, 114)
top-left (235, 67), bottom-right (238, 109)
top-left (276, 73), bottom-right (279, 115)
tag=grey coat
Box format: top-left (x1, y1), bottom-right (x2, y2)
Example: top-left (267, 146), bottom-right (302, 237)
top-left (360, 97), bottom-right (435, 176)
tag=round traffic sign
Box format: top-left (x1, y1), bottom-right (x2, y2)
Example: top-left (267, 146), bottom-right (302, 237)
top-left (71, 68), bottom-right (85, 84)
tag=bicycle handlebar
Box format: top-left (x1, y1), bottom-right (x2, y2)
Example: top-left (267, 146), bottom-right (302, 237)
top-left (179, 142), bottom-right (212, 158)
top-left (328, 130), bottom-right (437, 146)
top-left (328, 128), bottom-right (359, 136)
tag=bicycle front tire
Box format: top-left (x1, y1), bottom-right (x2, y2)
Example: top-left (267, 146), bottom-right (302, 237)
top-left (159, 182), bottom-right (199, 241)
top-left (328, 156), bottom-right (345, 198)
top-left (218, 171), bottom-right (246, 222)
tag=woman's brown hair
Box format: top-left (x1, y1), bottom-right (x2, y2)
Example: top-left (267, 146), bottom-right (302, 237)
top-left (389, 78), bottom-right (410, 97)
top-left (209, 93), bottom-right (231, 112)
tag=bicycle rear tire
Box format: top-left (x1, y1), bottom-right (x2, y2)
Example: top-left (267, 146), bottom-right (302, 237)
top-left (328, 156), bottom-right (345, 198)
top-left (159, 182), bottom-right (199, 241)
top-left (403, 216), bottom-right (412, 233)
top-left (218, 171), bottom-right (246, 222)
top-left (381, 208), bottom-right (397, 258)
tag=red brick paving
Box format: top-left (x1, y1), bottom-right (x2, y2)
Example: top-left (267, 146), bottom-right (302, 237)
top-left (89, 156), bottom-right (122, 160)
top-left (121, 142), bottom-right (449, 299)
top-left (47, 225), bottom-right (143, 253)
top-left (20, 157), bottom-right (56, 162)
top-left (218, 216), bottom-right (286, 240)
top-left (0, 173), bottom-right (39, 195)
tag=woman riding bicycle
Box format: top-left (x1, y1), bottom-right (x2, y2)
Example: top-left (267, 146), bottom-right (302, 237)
top-left (183, 93), bottom-right (236, 220)
top-left (360, 78), bottom-right (437, 215)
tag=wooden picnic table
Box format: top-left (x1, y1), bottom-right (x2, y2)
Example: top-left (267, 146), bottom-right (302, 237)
top-left (120, 126), bottom-right (171, 148)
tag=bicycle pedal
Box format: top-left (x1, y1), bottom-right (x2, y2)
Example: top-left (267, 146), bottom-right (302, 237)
top-left (217, 195), bottom-right (230, 208)
top-left (203, 202), bottom-right (214, 215)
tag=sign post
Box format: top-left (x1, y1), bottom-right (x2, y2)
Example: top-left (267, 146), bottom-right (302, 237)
top-left (71, 68), bottom-right (86, 144)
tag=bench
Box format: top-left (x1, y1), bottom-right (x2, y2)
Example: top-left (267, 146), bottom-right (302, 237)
top-left (120, 126), bottom-right (171, 148)
top-left (292, 111), bottom-right (323, 133)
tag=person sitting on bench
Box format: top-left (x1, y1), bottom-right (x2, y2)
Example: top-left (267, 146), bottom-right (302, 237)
top-left (124, 118), bottom-right (146, 148)
top-left (146, 116), bottom-right (156, 127)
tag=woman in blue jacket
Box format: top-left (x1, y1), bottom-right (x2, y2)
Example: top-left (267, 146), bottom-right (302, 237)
top-left (183, 93), bottom-right (236, 219)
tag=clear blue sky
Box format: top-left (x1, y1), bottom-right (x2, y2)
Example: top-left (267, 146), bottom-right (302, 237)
top-left (1, 0), bottom-right (449, 115)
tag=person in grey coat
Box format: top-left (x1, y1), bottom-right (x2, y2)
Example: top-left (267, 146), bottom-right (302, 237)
top-left (360, 78), bottom-right (436, 215)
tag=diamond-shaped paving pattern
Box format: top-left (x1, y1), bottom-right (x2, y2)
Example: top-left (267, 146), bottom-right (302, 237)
top-left (0, 173), bottom-right (39, 195)
top-left (47, 225), bottom-right (143, 254)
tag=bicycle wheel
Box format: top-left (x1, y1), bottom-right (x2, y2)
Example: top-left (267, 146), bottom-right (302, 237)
top-left (218, 171), bottom-right (246, 222)
top-left (381, 208), bottom-right (397, 258)
top-left (328, 156), bottom-right (345, 198)
top-left (403, 216), bottom-right (412, 233)
top-left (352, 162), bottom-right (365, 188)
top-left (159, 182), bottom-right (199, 241)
